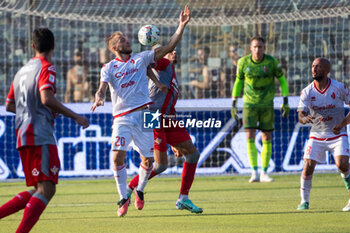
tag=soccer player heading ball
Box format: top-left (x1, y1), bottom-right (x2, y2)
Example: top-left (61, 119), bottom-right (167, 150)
top-left (231, 36), bottom-right (289, 183)
top-left (91, 5), bottom-right (191, 217)
top-left (297, 58), bottom-right (350, 211)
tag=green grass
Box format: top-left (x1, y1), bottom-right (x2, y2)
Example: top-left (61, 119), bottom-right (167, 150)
top-left (1, 174), bottom-right (350, 233)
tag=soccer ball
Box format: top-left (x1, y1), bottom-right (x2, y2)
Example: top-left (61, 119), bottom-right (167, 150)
top-left (138, 25), bottom-right (160, 46)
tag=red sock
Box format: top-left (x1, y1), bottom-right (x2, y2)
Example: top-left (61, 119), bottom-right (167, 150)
top-left (180, 162), bottom-right (197, 195)
top-left (0, 191), bottom-right (32, 219)
top-left (128, 170), bottom-right (158, 190)
top-left (16, 196), bottom-right (47, 233)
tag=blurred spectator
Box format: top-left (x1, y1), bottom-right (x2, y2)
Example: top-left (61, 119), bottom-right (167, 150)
top-left (219, 44), bottom-right (239, 97)
top-left (64, 49), bottom-right (91, 103)
top-left (189, 47), bottom-right (213, 98)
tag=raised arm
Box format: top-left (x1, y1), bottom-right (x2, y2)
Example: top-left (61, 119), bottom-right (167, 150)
top-left (154, 5), bottom-right (191, 61)
top-left (91, 82), bottom-right (108, 112)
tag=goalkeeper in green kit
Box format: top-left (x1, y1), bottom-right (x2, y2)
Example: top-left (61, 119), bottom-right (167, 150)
top-left (231, 36), bottom-right (289, 183)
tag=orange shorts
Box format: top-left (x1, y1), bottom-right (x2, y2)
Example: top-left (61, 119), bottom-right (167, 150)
top-left (18, 145), bottom-right (60, 187)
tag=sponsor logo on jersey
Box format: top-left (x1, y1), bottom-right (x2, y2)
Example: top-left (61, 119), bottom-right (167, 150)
top-left (121, 80), bottom-right (135, 88)
top-left (130, 59), bottom-right (135, 64)
top-left (32, 168), bottom-right (39, 176)
top-left (319, 116), bottom-right (333, 122)
top-left (48, 65), bottom-right (56, 73)
top-left (312, 104), bottom-right (335, 110)
top-left (115, 68), bottom-right (139, 79)
top-left (50, 166), bottom-right (59, 175)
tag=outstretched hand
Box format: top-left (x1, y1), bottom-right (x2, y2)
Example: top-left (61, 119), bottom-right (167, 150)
top-left (91, 97), bottom-right (104, 112)
top-left (179, 5), bottom-right (191, 26)
top-left (75, 115), bottom-right (89, 129)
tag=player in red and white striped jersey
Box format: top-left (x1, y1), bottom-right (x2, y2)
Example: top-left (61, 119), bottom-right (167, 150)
top-left (1, 28), bottom-right (89, 232)
top-left (91, 5), bottom-right (191, 217)
top-left (297, 57), bottom-right (350, 211)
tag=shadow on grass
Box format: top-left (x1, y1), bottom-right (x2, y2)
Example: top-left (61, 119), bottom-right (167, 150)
top-left (1, 209), bottom-right (337, 222)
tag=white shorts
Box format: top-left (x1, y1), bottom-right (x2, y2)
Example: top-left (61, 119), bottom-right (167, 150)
top-left (303, 136), bottom-right (350, 163)
top-left (111, 110), bottom-right (154, 158)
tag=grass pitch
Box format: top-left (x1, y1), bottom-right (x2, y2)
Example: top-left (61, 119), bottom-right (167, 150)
top-left (1, 174), bottom-right (350, 233)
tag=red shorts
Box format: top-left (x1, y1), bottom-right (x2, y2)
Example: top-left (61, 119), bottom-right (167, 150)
top-left (18, 145), bottom-right (60, 187)
top-left (153, 120), bottom-right (191, 152)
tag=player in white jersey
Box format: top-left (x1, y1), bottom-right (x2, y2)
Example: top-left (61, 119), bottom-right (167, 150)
top-left (91, 5), bottom-right (191, 217)
top-left (297, 58), bottom-right (350, 211)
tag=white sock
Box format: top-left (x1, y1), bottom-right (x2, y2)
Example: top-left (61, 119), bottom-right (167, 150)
top-left (340, 171), bottom-right (350, 179)
top-left (179, 194), bottom-right (188, 201)
top-left (113, 164), bottom-right (128, 200)
top-left (300, 175), bottom-right (312, 203)
top-left (136, 164), bottom-right (153, 192)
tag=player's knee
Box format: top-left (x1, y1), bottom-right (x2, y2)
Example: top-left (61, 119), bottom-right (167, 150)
top-left (142, 158), bottom-right (153, 168)
top-left (337, 163), bottom-right (348, 173)
top-left (153, 162), bottom-right (167, 174)
top-left (185, 151), bottom-right (200, 164)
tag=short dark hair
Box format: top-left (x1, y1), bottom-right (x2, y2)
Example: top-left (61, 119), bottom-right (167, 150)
top-left (250, 36), bottom-right (265, 44)
top-left (32, 28), bottom-right (55, 53)
top-left (204, 46), bottom-right (210, 55)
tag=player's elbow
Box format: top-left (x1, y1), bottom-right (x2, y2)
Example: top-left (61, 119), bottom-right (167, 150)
top-left (40, 94), bottom-right (54, 108)
top-left (5, 101), bottom-right (16, 113)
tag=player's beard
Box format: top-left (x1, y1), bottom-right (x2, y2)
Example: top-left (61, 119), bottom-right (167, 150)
top-left (119, 48), bottom-right (132, 55)
top-left (312, 75), bottom-right (323, 81)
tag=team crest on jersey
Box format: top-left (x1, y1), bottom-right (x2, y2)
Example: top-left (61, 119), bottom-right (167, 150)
top-left (331, 92), bottom-right (335, 99)
top-left (113, 64), bottom-right (118, 68)
top-left (48, 65), bottom-right (56, 73)
top-left (32, 168), bottom-right (39, 176)
top-left (311, 96), bottom-right (316, 101)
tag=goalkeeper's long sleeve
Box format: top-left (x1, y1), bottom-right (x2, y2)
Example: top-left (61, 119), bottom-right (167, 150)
top-left (277, 75), bottom-right (289, 97)
top-left (231, 78), bottom-right (243, 99)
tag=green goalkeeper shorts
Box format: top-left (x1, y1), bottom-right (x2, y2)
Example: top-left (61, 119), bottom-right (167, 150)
top-left (242, 105), bottom-right (274, 131)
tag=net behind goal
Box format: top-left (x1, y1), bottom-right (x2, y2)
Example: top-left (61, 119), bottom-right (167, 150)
top-left (0, 0), bottom-right (349, 179)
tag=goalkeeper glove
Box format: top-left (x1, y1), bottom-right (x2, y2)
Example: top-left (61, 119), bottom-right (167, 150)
top-left (281, 97), bottom-right (289, 118)
top-left (231, 100), bottom-right (238, 119)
